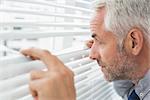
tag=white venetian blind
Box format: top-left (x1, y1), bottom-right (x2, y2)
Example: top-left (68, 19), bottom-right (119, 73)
top-left (0, 0), bottom-right (122, 100)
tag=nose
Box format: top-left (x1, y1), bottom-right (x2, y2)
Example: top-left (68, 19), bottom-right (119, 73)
top-left (89, 44), bottom-right (99, 60)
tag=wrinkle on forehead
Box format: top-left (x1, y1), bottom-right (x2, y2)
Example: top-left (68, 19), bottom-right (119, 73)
top-left (90, 7), bottom-right (106, 26)
top-left (90, 8), bottom-right (114, 41)
top-left (90, 8), bottom-right (106, 36)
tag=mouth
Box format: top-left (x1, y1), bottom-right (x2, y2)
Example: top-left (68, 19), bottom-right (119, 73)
top-left (101, 66), bottom-right (105, 68)
top-left (98, 64), bottom-right (106, 71)
top-left (98, 63), bottom-right (105, 68)
top-left (96, 60), bottom-right (106, 69)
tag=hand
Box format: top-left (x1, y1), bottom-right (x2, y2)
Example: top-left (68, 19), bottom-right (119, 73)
top-left (21, 48), bottom-right (76, 100)
top-left (85, 39), bottom-right (94, 48)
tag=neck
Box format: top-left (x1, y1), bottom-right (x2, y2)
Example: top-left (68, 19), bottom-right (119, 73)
top-left (131, 67), bottom-right (150, 85)
top-left (131, 40), bottom-right (150, 84)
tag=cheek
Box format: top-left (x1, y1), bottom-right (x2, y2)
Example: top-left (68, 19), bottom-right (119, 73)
top-left (100, 43), bottom-right (118, 65)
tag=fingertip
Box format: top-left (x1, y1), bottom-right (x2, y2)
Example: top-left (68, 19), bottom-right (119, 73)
top-left (20, 48), bottom-right (29, 55)
top-left (85, 39), bottom-right (94, 48)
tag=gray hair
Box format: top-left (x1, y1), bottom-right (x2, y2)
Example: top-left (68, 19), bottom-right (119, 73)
top-left (92, 0), bottom-right (150, 44)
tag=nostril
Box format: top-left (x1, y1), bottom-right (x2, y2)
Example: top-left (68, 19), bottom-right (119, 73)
top-left (89, 56), bottom-right (96, 60)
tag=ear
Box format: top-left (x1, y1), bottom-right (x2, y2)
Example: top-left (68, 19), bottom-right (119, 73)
top-left (126, 28), bottom-right (144, 55)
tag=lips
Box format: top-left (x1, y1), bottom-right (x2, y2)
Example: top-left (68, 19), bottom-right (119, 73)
top-left (98, 63), bottom-right (105, 68)
top-left (97, 60), bottom-right (106, 68)
top-left (101, 66), bottom-right (105, 68)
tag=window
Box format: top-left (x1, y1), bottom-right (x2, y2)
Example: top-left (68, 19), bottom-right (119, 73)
top-left (0, 0), bottom-right (122, 100)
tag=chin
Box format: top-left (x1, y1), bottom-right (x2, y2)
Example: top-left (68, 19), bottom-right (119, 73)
top-left (103, 74), bottom-right (114, 82)
top-left (105, 78), bottom-right (113, 82)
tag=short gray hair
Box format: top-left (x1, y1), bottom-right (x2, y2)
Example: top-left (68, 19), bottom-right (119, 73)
top-left (93, 0), bottom-right (150, 43)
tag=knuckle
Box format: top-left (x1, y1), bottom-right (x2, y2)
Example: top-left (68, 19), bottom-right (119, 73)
top-left (30, 70), bottom-right (43, 80)
top-left (64, 67), bottom-right (74, 77)
top-left (60, 69), bottom-right (74, 79)
top-left (41, 50), bottom-right (52, 58)
top-left (50, 54), bottom-right (59, 61)
top-left (47, 72), bottom-right (64, 82)
top-left (60, 70), bottom-right (68, 77)
top-left (43, 50), bottom-right (51, 55)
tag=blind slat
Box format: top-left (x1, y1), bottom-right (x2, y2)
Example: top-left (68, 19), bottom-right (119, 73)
top-left (0, 74), bottom-right (29, 93)
top-left (0, 85), bottom-right (29, 100)
top-left (0, 30), bottom-right (90, 40)
top-left (76, 0), bottom-right (91, 5)
top-left (0, 48), bottom-right (90, 66)
top-left (18, 95), bottom-right (33, 100)
top-left (1, 22), bottom-right (89, 27)
top-left (76, 77), bottom-right (105, 96)
top-left (0, 8), bottom-right (91, 20)
top-left (5, 0), bottom-right (93, 13)
top-left (0, 0), bottom-right (121, 99)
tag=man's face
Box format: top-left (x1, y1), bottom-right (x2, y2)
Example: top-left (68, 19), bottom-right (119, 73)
top-left (90, 8), bottom-right (137, 81)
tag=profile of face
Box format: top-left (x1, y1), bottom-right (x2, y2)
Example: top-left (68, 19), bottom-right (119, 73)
top-left (90, 8), bottom-right (138, 82)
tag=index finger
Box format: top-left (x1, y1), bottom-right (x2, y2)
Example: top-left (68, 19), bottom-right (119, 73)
top-left (85, 39), bottom-right (94, 48)
top-left (21, 48), bottom-right (65, 70)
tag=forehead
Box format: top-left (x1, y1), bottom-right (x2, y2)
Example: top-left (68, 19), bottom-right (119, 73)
top-left (90, 8), bottom-right (106, 25)
top-left (90, 8), bottom-right (106, 39)
top-left (90, 8), bottom-right (116, 41)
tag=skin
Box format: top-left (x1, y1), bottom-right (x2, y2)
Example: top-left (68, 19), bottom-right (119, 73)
top-left (89, 7), bottom-right (150, 83)
top-left (20, 6), bottom-right (150, 100)
top-left (21, 48), bottom-right (76, 100)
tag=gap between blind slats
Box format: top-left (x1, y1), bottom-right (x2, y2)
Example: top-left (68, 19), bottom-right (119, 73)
top-left (94, 87), bottom-right (113, 100)
top-left (16, 90), bottom-right (114, 100)
top-left (0, 64), bottom-right (101, 100)
top-left (0, 60), bottom-right (95, 92)
top-left (0, 48), bottom-right (116, 100)
top-left (5, 0), bottom-right (93, 13)
top-left (0, 51), bottom-right (91, 80)
top-left (0, 64), bottom-right (96, 93)
top-left (0, 0), bottom-right (116, 99)
top-left (78, 86), bottom-right (112, 100)
top-left (18, 79), bottom-right (112, 100)
top-left (75, 70), bottom-right (101, 89)
top-left (0, 8), bottom-right (91, 20)
top-left (0, 48), bottom-right (90, 66)
top-left (76, 76), bottom-right (106, 96)
top-left (74, 68), bottom-right (94, 83)
top-left (90, 84), bottom-right (113, 99)
top-left (0, 85), bottom-right (30, 100)
top-left (0, 59), bottom-right (95, 80)
top-left (0, 74), bottom-right (30, 93)
top-left (1, 69), bottom-right (101, 96)
top-left (0, 71), bottom-right (103, 100)
top-left (87, 84), bottom-right (113, 99)
top-left (0, 30), bottom-right (90, 40)
top-left (98, 91), bottom-right (114, 100)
